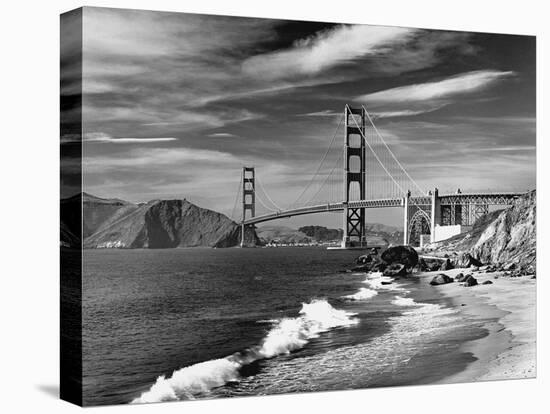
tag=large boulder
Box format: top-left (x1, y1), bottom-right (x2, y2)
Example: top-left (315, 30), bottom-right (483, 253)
top-left (429, 274), bottom-right (454, 285)
top-left (453, 253), bottom-right (483, 268)
top-left (462, 275), bottom-right (478, 287)
top-left (383, 263), bottom-right (407, 277)
top-left (381, 245), bottom-right (419, 268)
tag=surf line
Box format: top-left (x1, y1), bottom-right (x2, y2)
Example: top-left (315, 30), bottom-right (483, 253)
top-left (132, 299), bottom-right (358, 403)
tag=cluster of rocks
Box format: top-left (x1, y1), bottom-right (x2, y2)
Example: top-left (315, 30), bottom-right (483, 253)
top-left (415, 252), bottom-right (484, 273)
top-left (348, 244), bottom-right (536, 286)
top-left (475, 263), bottom-right (536, 278)
top-left (353, 245), bottom-right (418, 277)
top-left (429, 272), bottom-right (486, 287)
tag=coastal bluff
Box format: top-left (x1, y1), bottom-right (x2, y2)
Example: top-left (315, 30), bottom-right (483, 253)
top-left (423, 190), bottom-right (536, 273)
top-left (61, 193), bottom-right (259, 249)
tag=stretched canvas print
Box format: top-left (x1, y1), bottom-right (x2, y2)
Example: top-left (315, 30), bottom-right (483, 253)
top-left (60, 6), bottom-right (536, 407)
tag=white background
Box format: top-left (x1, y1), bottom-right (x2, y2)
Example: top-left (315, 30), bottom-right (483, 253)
top-left (0, 0), bottom-right (547, 412)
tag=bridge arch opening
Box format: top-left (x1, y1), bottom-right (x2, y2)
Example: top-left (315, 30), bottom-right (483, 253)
top-left (408, 209), bottom-right (431, 247)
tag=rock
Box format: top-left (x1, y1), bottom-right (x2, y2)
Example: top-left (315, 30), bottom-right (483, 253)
top-left (356, 254), bottom-right (373, 265)
top-left (372, 262), bottom-right (388, 272)
top-left (381, 245), bottom-right (419, 268)
top-left (454, 273), bottom-right (466, 282)
top-left (429, 262), bottom-right (441, 271)
top-left (440, 258), bottom-right (454, 271)
top-left (383, 263), bottom-right (407, 277)
top-left (453, 253), bottom-right (483, 268)
top-left (462, 275), bottom-right (478, 287)
top-left (471, 266), bottom-right (479, 272)
top-left (482, 280), bottom-right (493, 285)
top-left (479, 265), bottom-right (490, 271)
top-left (502, 262), bottom-right (517, 270)
top-left (429, 273), bottom-right (454, 285)
top-left (418, 258), bottom-right (429, 271)
top-left (531, 275), bottom-right (536, 279)
top-left (381, 281), bottom-right (393, 285)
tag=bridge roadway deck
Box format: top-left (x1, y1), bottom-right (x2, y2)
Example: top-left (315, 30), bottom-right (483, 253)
top-left (242, 192), bottom-right (526, 226)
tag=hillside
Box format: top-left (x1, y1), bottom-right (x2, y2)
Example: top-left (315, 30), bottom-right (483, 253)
top-left (256, 226), bottom-right (312, 244)
top-left (61, 193), bottom-right (259, 248)
top-left (425, 191), bottom-right (536, 271)
top-left (256, 224), bottom-right (403, 246)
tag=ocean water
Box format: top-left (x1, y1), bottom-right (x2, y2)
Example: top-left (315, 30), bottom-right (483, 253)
top-left (82, 247), bottom-right (487, 406)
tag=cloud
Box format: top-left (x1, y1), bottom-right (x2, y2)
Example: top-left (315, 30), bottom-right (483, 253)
top-left (243, 25), bottom-right (416, 80)
top-left (207, 133), bottom-right (238, 138)
top-left (84, 147), bottom-right (240, 172)
top-left (359, 70), bottom-right (515, 103)
top-left (369, 105), bottom-right (449, 119)
top-left (84, 132), bottom-right (177, 143)
top-left (297, 110), bottom-right (341, 117)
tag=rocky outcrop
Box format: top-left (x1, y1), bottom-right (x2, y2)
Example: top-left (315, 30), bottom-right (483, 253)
top-left (440, 258), bottom-right (454, 271)
top-left (381, 245), bottom-right (419, 268)
top-left (470, 191), bottom-right (536, 272)
top-left (452, 253), bottom-right (483, 268)
top-left (424, 191), bottom-right (536, 273)
top-left (383, 263), bottom-right (407, 277)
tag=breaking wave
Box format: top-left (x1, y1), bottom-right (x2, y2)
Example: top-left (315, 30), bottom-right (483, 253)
top-left (132, 299), bottom-right (358, 404)
top-left (343, 287), bottom-right (378, 301)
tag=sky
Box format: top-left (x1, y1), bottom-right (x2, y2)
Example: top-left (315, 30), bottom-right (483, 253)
top-left (66, 7), bottom-right (536, 227)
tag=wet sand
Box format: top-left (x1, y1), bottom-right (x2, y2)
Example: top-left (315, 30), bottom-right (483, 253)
top-left (416, 268), bottom-right (536, 383)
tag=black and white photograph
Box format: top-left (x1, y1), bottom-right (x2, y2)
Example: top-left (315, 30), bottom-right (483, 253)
top-left (57, 5), bottom-right (539, 407)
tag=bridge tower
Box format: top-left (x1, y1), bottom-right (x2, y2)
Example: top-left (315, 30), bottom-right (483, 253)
top-left (240, 166), bottom-right (255, 247)
top-left (341, 106), bottom-right (367, 248)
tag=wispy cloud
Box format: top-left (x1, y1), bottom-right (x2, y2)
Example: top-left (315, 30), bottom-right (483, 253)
top-left (243, 25), bottom-right (416, 80)
top-left (84, 147), bottom-right (240, 172)
top-left (297, 110), bottom-right (341, 117)
top-left (360, 70), bottom-right (515, 103)
top-left (370, 104), bottom-right (449, 119)
top-left (207, 132), bottom-right (238, 138)
top-left (84, 132), bottom-right (177, 143)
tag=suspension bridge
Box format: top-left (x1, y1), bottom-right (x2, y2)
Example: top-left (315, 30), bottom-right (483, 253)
top-left (230, 105), bottom-right (527, 248)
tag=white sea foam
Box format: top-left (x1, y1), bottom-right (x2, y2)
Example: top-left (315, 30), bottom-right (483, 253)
top-left (392, 296), bottom-right (416, 306)
top-left (132, 299), bottom-right (357, 404)
top-left (363, 272), bottom-right (406, 291)
top-left (343, 287), bottom-right (378, 301)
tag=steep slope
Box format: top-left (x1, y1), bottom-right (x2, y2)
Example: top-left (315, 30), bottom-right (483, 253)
top-left (470, 192), bottom-right (536, 269)
top-left (83, 198), bottom-right (258, 248)
top-left (425, 191), bottom-right (536, 270)
top-left (82, 192), bottom-right (139, 238)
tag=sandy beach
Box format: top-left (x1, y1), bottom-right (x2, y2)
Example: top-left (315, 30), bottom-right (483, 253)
top-left (416, 267), bottom-right (536, 383)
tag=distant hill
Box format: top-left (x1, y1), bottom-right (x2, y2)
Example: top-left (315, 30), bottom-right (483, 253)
top-left (256, 224), bottom-right (403, 246)
top-left (299, 226), bottom-right (342, 241)
top-left (61, 193), bottom-right (258, 248)
top-left (256, 226), bottom-right (312, 244)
